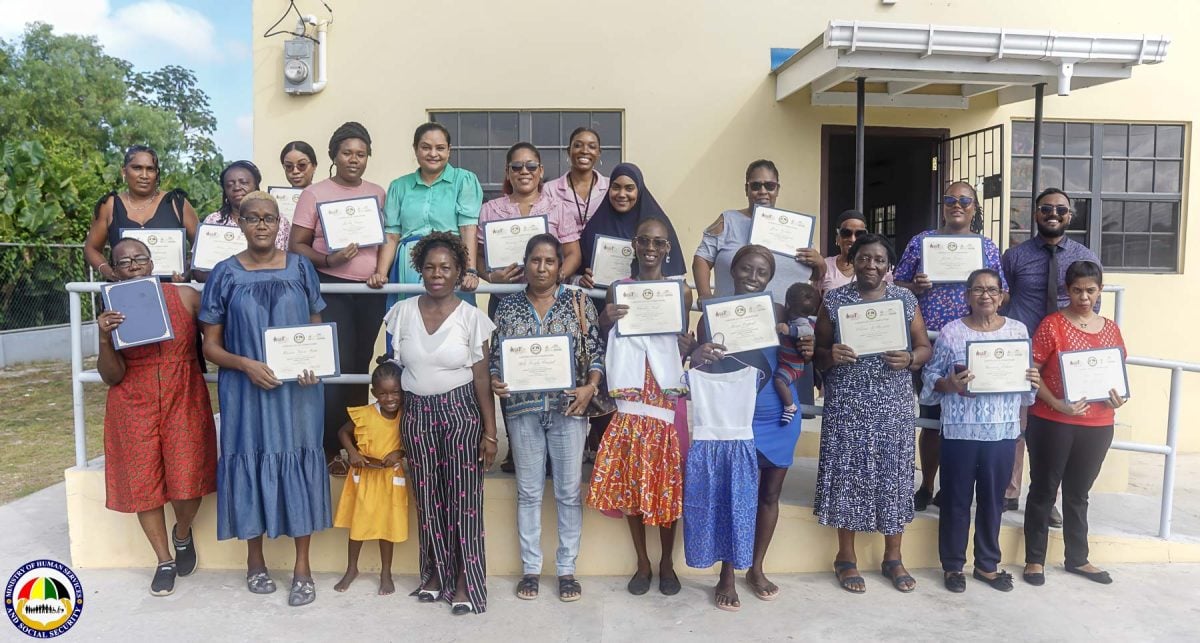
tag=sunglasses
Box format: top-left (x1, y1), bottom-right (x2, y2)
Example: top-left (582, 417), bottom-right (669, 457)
top-left (838, 228), bottom-right (866, 239)
top-left (942, 195), bottom-right (975, 208)
top-left (747, 181), bottom-right (779, 192)
top-left (508, 161), bottom-right (541, 173)
top-left (240, 214), bottom-right (280, 225)
top-left (1037, 204), bottom-right (1072, 217)
top-left (114, 255), bottom-right (151, 268)
top-left (634, 236), bottom-right (669, 250)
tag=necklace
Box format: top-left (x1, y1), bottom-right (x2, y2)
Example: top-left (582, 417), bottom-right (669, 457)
top-left (567, 171), bottom-right (595, 227)
top-left (125, 191), bottom-right (157, 212)
top-left (1065, 309), bottom-right (1097, 329)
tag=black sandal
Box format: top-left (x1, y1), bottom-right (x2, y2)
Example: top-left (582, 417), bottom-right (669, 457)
top-left (1065, 565), bottom-right (1113, 585)
top-left (881, 559), bottom-right (916, 593)
top-left (834, 560), bottom-right (865, 594)
top-left (558, 576), bottom-right (582, 602)
top-left (516, 575), bottom-right (539, 600)
top-left (973, 568), bottom-right (1014, 592)
top-left (944, 571), bottom-right (967, 593)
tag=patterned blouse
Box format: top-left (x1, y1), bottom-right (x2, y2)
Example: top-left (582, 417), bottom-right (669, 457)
top-left (920, 317), bottom-right (1035, 441)
top-left (489, 286), bottom-right (605, 417)
top-left (894, 229), bottom-right (1007, 331)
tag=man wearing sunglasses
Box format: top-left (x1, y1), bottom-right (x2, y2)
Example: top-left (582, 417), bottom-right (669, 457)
top-left (1000, 187), bottom-right (1101, 523)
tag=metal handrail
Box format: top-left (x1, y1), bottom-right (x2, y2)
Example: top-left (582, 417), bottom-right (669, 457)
top-left (64, 281), bottom-right (1187, 538)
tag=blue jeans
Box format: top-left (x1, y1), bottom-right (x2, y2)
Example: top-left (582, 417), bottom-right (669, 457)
top-left (507, 411), bottom-right (586, 576)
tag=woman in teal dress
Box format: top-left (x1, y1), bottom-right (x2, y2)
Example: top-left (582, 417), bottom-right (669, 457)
top-left (370, 122), bottom-right (484, 306)
top-left (200, 191), bottom-right (330, 607)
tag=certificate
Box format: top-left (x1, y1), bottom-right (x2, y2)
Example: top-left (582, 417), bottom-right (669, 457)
top-left (1059, 347), bottom-right (1129, 403)
top-left (920, 234), bottom-right (986, 283)
top-left (590, 234), bottom-right (634, 287)
top-left (268, 186), bottom-right (303, 220)
top-left (316, 196), bottom-right (385, 250)
top-left (100, 276), bottom-right (174, 350)
top-left (749, 206), bottom-right (816, 256)
top-left (119, 228), bottom-right (186, 276)
top-left (191, 224), bottom-right (247, 271)
top-left (614, 280), bottom-right (687, 337)
top-left (836, 298), bottom-right (909, 356)
top-left (499, 334), bottom-right (575, 394)
top-left (263, 323), bottom-right (340, 381)
top-left (484, 216), bottom-right (547, 270)
top-left (702, 293), bottom-right (778, 354)
top-left (966, 339), bottom-right (1033, 394)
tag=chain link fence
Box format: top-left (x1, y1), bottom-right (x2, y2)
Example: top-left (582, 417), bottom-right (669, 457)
top-left (0, 243), bottom-right (98, 331)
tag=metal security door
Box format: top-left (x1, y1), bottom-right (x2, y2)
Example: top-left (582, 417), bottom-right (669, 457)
top-left (940, 125), bottom-right (1006, 248)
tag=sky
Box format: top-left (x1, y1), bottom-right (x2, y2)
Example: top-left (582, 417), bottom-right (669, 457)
top-left (0, 0), bottom-right (254, 161)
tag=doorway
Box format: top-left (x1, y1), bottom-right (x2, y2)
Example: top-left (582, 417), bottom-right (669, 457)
top-left (820, 126), bottom-right (947, 257)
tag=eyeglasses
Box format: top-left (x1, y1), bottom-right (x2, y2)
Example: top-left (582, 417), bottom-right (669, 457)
top-left (508, 161), bottom-right (541, 173)
top-left (1037, 204), bottom-right (1072, 216)
top-left (838, 228), bottom-right (866, 239)
top-left (852, 255), bottom-right (889, 267)
top-left (942, 195), bottom-right (975, 208)
top-left (747, 181), bottom-right (779, 192)
top-left (114, 255), bottom-right (151, 268)
top-left (968, 286), bottom-right (1002, 297)
top-left (240, 215), bottom-right (280, 225)
top-left (634, 236), bottom-right (669, 250)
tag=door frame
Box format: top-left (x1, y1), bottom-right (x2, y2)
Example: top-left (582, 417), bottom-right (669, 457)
top-left (819, 124), bottom-right (950, 255)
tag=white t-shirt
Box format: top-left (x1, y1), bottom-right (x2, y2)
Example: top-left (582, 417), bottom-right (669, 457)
top-left (383, 297), bottom-right (496, 396)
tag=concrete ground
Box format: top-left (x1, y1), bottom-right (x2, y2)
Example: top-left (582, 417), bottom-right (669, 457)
top-left (4, 457), bottom-right (1200, 641)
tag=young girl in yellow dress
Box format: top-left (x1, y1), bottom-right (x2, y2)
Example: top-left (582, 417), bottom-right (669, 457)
top-left (333, 359), bottom-right (408, 595)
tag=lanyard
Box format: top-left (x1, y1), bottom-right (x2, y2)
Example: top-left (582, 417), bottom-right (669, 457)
top-left (567, 172), bottom-right (595, 227)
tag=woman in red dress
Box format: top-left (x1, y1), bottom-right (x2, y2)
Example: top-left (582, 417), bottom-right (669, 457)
top-left (97, 237), bottom-right (217, 597)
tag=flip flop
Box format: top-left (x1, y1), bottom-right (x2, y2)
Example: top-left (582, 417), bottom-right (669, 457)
top-left (834, 560), bottom-right (866, 594)
top-left (714, 588), bottom-right (741, 612)
top-left (747, 577), bottom-right (780, 601)
top-left (881, 560), bottom-right (916, 593)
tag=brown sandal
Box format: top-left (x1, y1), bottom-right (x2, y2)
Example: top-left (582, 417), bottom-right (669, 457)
top-left (327, 455), bottom-right (349, 477)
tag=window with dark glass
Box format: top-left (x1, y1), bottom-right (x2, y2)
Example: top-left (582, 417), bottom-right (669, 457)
top-left (1010, 120), bottom-right (1184, 272)
top-left (429, 111), bottom-right (623, 201)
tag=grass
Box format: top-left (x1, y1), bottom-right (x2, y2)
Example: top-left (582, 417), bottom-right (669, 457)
top-left (0, 358), bottom-right (218, 505)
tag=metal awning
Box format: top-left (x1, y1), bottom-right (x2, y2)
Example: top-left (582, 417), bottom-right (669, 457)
top-left (772, 20), bottom-right (1170, 109)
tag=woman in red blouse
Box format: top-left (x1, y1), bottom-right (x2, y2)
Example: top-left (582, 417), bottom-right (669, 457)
top-left (1024, 260), bottom-right (1126, 587)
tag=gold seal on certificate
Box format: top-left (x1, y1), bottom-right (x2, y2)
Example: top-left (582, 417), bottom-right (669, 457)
top-left (317, 196), bottom-right (385, 250)
top-left (192, 224), bottom-right (247, 271)
top-left (484, 216), bottom-right (547, 270)
top-left (268, 186), bottom-right (303, 220)
top-left (591, 234), bottom-right (634, 286)
top-left (966, 339), bottom-right (1033, 394)
top-left (500, 334), bottom-right (575, 393)
top-left (614, 280), bottom-right (686, 337)
top-left (702, 293), bottom-right (778, 354)
top-left (120, 228), bottom-right (186, 276)
top-left (836, 298), bottom-right (909, 356)
top-left (921, 234), bottom-right (986, 283)
top-left (1059, 347), bottom-right (1129, 403)
top-left (263, 322), bottom-right (340, 381)
top-left (748, 206), bottom-right (816, 256)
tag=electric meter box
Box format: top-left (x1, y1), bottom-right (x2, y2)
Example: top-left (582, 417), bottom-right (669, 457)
top-left (283, 37), bottom-right (315, 94)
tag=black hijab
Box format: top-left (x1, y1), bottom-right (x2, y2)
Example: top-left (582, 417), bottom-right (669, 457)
top-left (579, 163), bottom-right (686, 278)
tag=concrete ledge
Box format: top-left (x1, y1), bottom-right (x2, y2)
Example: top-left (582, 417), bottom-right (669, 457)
top-left (65, 463), bottom-right (1195, 574)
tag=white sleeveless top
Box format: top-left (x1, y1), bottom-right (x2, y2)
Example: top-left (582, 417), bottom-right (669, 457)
top-left (688, 367), bottom-right (757, 441)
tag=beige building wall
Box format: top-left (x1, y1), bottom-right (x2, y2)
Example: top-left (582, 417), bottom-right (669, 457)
top-left (252, 0), bottom-right (1198, 449)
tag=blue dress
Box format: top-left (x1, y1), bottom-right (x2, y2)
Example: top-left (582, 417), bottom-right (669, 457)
top-left (751, 347), bottom-right (803, 468)
top-left (199, 253), bottom-right (332, 540)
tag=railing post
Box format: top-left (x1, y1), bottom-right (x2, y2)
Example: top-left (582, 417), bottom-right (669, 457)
top-left (1159, 367), bottom-right (1182, 539)
top-left (1113, 286), bottom-right (1124, 328)
top-left (69, 290), bottom-right (87, 469)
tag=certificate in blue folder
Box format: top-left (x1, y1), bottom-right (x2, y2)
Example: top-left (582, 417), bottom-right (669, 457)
top-left (100, 277), bottom-right (175, 350)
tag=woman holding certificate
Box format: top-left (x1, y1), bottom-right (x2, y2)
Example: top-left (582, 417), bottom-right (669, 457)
top-left (383, 232), bottom-right (498, 615)
top-left (894, 181), bottom-right (1007, 512)
top-left (489, 234), bottom-right (603, 602)
top-left (371, 122), bottom-right (484, 306)
top-left (97, 237), bottom-right (216, 597)
top-left (1024, 260), bottom-right (1126, 587)
top-left (920, 268), bottom-right (1039, 593)
top-left (86, 145), bottom-right (199, 283)
top-left (199, 191), bottom-right (330, 607)
top-left (689, 244), bottom-right (806, 607)
top-left (289, 122), bottom-right (388, 462)
top-left (813, 232), bottom-right (931, 594)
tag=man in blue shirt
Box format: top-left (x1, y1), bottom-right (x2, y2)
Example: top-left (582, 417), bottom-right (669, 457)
top-left (1001, 187), bottom-right (1101, 525)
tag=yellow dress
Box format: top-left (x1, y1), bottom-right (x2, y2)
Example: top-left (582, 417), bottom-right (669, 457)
top-left (333, 404), bottom-right (409, 542)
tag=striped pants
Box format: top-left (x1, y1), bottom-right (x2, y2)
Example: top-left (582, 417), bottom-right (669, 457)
top-left (403, 383), bottom-right (488, 613)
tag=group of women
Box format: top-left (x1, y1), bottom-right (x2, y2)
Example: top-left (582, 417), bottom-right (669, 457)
top-left (89, 121), bottom-right (1127, 613)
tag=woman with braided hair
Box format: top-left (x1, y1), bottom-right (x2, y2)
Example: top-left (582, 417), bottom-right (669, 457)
top-left (289, 121), bottom-right (389, 464)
